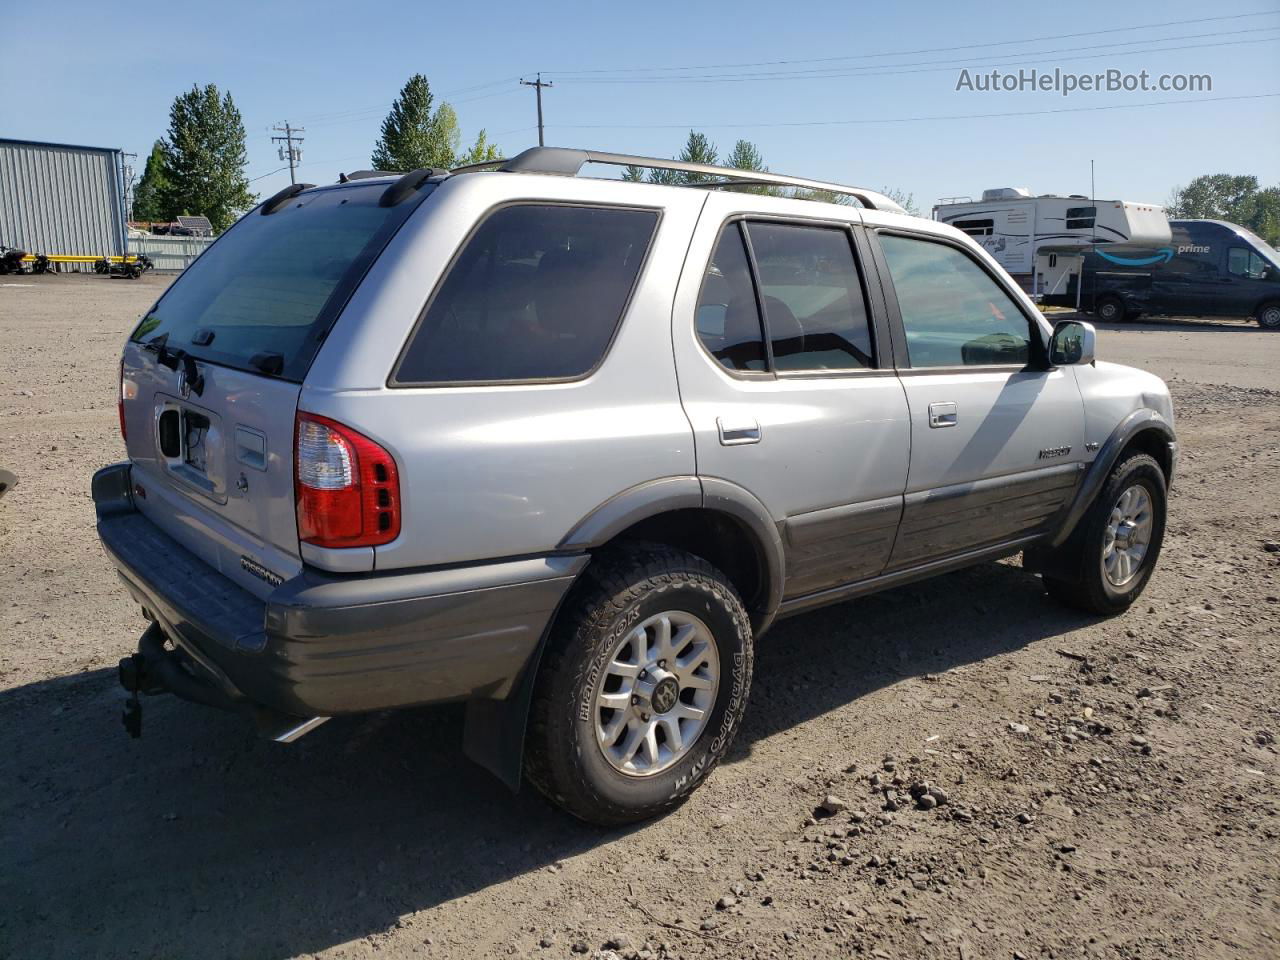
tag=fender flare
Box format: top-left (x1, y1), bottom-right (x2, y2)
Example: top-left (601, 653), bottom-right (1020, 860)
top-left (557, 475), bottom-right (786, 631)
top-left (1048, 409), bottom-right (1175, 549)
top-left (463, 477), bottom-right (787, 792)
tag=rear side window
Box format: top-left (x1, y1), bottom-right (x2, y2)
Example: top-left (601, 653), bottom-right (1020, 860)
top-left (395, 204), bottom-right (658, 384)
top-left (131, 184), bottom-right (424, 382)
top-left (745, 222), bottom-right (874, 370)
top-left (879, 233), bottom-right (1032, 368)
top-left (694, 224), bottom-right (767, 372)
top-left (695, 220), bottom-right (875, 373)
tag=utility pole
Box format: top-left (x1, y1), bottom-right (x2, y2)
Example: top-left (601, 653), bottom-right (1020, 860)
top-left (271, 123), bottom-right (306, 184)
top-left (121, 152), bottom-right (137, 256)
top-left (519, 74), bottom-right (553, 146)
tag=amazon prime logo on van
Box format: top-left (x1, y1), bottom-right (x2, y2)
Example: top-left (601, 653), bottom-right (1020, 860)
top-left (1096, 248), bottom-right (1174, 267)
top-left (1177, 244), bottom-right (1210, 255)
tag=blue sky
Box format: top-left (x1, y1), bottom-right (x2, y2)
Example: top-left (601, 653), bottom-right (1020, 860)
top-left (4, 0), bottom-right (1279, 212)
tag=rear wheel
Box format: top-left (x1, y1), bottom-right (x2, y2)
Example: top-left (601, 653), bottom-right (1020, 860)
top-left (1042, 452), bottom-right (1166, 615)
top-left (1095, 295), bottom-right (1126, 323)
top-left (1257, 302), bottom-right (1280, 330)
top-left (524, 543), bottom-right (754, 825)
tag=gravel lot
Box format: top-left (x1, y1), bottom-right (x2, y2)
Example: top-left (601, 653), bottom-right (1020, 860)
top-left (2, 273), bottom-right (1278, 960)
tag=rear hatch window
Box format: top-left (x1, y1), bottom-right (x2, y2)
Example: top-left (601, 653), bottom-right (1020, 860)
top-left (131, 181), bottom-right (430, 382)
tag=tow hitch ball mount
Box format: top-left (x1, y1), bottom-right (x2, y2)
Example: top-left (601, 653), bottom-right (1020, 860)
top-left (118, 652), bottom-right (150, 739)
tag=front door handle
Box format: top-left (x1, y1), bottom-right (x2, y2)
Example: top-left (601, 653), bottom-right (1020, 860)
top-left (928, 401), bottom-right (958, 428)
top-left (717, 417), bottom-right (761, 446)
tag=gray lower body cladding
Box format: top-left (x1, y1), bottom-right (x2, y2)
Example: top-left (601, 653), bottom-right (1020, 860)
top-left (94, 464), bottom-right (585, 718)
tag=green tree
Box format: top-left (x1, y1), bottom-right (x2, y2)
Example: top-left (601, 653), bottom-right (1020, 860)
top-left (788, 187), bottom-right (853, 205)
top-left (458, 128), bottom-right (502, 166)
top-left (372, 74), bottom-right (500, 170)
top-left (724, 139), bottom-right (777, 195)
top-left (621, 164), bottom-right (648, 182)
top-left (1168, 174), bottom-right (1280, 246)
top-left (158, 84), bottom-right (254, 232)
top-left (1167, 174), bottom-right (1259, 220)
top-left (726, 139), bottom-right (765, 173)
top-left (676, 130), bottom-right (718, 184)
top-left (131, 140), bottom-right (170, 221)
top-left (881, 186), bottom-right (919, 216)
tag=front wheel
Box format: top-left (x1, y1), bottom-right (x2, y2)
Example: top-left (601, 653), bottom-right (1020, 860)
top-left (1042, 452), bottom-right (1167, 615)
top-left (1094, 295), bottom-right (1126, 323)
top-left (1257, 302), bottom-right (1280, 330)
top-left (524, 543), bottom-right (754, 825)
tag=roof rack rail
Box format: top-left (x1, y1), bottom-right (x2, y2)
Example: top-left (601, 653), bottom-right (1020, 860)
top-left (379, 168), bottom-right (449, 207)
top-left (338, 169), bottom-right (400, 183)
top-left (261, 182), bottom-right (315, 216)
top-left (451, 147), bottom-right (905, 213)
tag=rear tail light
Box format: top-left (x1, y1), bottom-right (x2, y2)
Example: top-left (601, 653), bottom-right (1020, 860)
top-left (118, 359), bottom-right (135, 441)
top-left (294, 412), bottom-right (401, 549)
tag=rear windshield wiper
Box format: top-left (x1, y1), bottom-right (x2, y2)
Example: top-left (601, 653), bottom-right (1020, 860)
top-left (248, 351), bottom-right (285, 377)
top-left (142, 333), bottom-right (205, 395)
top-left (143, 333), bottom-right (179, 371)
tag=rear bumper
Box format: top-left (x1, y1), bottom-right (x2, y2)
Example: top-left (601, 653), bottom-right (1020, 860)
top-left (93, 462), bottom-right (586, 717)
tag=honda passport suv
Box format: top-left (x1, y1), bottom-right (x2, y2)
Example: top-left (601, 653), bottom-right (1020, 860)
top-left (95, 148), bottom-right (1176, 825)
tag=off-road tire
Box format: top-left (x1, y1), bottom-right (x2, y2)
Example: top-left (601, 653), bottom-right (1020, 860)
top-left (524, 542), bottom-right (754, 826)
top-left (1042, 452), bottom-right (1167, 615)
top-left (1257, 301), bottom-right (1280, 330)
top-left (1095, 295), bottom-right (1126, 323)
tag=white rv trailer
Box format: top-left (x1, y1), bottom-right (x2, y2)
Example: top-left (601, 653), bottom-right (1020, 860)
top-left (933, 188), bottom-right (1170, 295)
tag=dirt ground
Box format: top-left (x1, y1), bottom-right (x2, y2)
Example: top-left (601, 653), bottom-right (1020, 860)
top-left (2, 273), bottom-right (1278, 960)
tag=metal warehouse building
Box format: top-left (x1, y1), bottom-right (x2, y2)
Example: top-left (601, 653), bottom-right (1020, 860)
top-left (0, 138), bottom-right (127, 260)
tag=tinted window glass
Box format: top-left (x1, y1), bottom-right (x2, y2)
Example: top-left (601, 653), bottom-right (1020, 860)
top-left (695, 224), bottom-right (767, 372)
top-left (953, 218), bottom-right (994, 237)
top-left (397, 205), bottom-right (657, 383)
top-left (1228, 247), bottom-right (1265, 279)
top-left (132, 184), bottom-right (421, 381)
top-left (880, 234), bottom-right (1032, 367)
top-left (1066, 206), bottom-right (1096, 230)
top-left (745, 222), bottom-right (874, 371)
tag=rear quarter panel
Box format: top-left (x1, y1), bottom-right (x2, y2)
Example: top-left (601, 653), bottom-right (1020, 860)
top-left (304, 174), bottom-right (704, 570)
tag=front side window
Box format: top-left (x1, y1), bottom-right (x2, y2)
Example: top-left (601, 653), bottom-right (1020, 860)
top-left (744, 222), bottom-right (874, 370)
top-left (395, 204), bottom-right (658, 384)
top-left (1228, 247), bottom-right (1266, 279)
top-left (879, 233), bottom-right (1033, 368)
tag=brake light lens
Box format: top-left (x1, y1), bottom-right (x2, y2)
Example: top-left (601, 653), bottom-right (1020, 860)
top-left (118, 359), bottom-right (135, 441)
top-left (294, 412), bottom-right (401, 548)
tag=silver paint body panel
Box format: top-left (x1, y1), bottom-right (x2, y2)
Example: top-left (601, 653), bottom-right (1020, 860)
top-left (115, 169), bottom-right (1174, 619)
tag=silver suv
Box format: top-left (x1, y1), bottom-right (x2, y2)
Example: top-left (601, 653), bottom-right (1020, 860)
top-left (95, 148), bottom-right (1176, 824)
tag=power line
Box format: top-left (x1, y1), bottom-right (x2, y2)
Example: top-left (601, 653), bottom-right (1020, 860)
top-left (553, 31), bottom-right (1280, 85)
top-left (547, 91), bottom-right (1280, 131)
top-left (248, 165), bottom-right (291, 183)
top-left (303, 87), bottom-right (522, 131)
top-left (293, 76), bottom-right (526, 128)
top-left (549, 10), bottom-right (1280, 75)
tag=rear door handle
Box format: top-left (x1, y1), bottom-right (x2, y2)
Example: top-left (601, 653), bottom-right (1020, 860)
top-left (717, 417), bottom-right (761, 446)
top-left (928, 402), bottom-right (958, 428)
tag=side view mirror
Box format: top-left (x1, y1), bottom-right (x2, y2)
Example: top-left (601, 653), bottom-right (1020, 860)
top-left (1049, 319), bottom-right (1096, 366)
